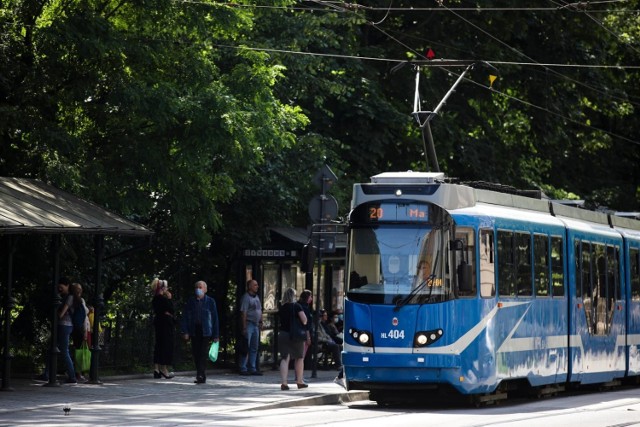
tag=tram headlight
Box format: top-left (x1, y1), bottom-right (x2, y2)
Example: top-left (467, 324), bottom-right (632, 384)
top-left (414, 329), bottom-right (443, 347)
top-left (415, 334), bottom-right (428, 345)
top-left (349, 328), bottom-right (373, 347)
top-left (358, 332), bottom-right (370, 345)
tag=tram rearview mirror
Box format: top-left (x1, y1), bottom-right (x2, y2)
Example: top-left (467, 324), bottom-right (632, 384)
top-left (450, 239), bottom-right (464, 251)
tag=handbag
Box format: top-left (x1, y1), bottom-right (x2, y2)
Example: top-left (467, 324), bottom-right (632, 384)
top-left (208, 341), bottom-right (219, 363)
top-left (289, 303), bottom-right (308, 342)
top-left (75, 341), bottom-right (91, 372)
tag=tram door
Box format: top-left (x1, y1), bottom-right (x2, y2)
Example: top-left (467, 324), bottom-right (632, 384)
top-left (570, 238), bottom-right (625, 384)
top-left (627, 245), bottom-right (640, 375)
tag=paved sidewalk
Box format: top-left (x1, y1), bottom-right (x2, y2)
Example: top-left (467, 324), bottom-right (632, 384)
top-left (0, 368), bottom-right (369, 426)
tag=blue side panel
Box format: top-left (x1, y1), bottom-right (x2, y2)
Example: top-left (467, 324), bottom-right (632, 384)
top-left (344, 295), bottom-right (571, 394)
top-left (494, 297), bottom-right (569, 387)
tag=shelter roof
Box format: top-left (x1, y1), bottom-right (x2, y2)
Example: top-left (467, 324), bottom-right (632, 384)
top-left (0, 177), bottom-right (152, 236)
top-left (270, 226), bottom-right (346, 248)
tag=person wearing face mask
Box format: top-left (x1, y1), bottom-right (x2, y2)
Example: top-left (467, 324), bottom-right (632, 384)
top-left (181, 280), bottom-right (220, 384)
top-left (320, 310), bottom-right (343, 345)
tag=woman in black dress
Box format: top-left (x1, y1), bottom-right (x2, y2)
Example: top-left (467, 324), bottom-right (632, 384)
top-left (152, 278), bottom-right (175, 379)
top-left (278, 288), bottom-right (308, 390)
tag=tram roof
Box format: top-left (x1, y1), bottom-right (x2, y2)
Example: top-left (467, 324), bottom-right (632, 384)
top-left (359, 171), bottom-right (640, 234)
top-left (370, 171), bottom-right (445, 184)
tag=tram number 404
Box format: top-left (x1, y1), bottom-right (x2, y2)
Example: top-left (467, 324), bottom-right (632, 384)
top-left (381, 330), bottom-right (405, 339)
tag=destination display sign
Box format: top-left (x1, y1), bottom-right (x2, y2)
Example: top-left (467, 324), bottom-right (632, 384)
top-left (352, 202), bottom-right (431, 223)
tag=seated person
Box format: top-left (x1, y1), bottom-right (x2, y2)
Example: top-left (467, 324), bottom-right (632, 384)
top-left (320, 310), bottom-right (342, 345)
top-left (316, 313), bottom-right (342, 368)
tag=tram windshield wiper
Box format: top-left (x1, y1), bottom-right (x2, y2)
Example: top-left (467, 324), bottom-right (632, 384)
top-left (394, 274), bottom-right (435, 312)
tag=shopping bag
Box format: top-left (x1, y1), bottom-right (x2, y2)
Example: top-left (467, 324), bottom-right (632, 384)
top-left (208, 341), bottom-right (219, 363)
top-left (209, 341), bottom-right (220, 362)
top-left (75, 341), bottom-right (91, 372)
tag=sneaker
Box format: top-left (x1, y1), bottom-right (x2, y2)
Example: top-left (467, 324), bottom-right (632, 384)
top-left (77, 375), bottom-right (86, 382)
top-left (34, 374), bottom-right (49, 382)
top-left (65, 378), bottom-right (77, 384)
top-left (239, 371), bottom-right (249, 376)
top-left (250, 371), bottom-right (263, 376)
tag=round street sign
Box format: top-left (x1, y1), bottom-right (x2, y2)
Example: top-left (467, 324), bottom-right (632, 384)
top-left (308, 195), bottom-right (338, 223)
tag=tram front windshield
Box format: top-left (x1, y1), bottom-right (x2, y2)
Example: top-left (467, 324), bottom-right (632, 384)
top-left (347, 225), bottom-right (453, 304)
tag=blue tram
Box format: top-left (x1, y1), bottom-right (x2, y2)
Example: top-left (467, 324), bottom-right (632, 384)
top-left (343, 171), bottom-right (640, 404)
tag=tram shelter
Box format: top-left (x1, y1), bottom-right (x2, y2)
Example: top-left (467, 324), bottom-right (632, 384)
top-left (0, 177), bottom-right (152, 390)
top-left (237, 226), bottom-right (346, 369)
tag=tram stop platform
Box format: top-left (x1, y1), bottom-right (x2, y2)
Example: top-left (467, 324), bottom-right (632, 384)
top-left (0, 367), bottom-right (369, 426)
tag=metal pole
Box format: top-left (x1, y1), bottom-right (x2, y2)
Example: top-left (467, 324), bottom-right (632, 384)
top-left (89, 235), bottom-right (104, 384)
top-left (44, 235), bottom-right (62, 387)
top-left (432, 64), bottom-right (474, 115)
top-left (1, 236), bottom-right (17, 391)
top-left (423, 122), bottom-right (440, 173)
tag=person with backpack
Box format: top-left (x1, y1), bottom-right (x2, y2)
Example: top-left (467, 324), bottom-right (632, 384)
top-left (70, 283), bottom-right (89, 381)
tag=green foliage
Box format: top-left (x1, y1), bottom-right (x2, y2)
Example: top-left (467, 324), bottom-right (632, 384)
top-left (1, 0), bottom-right (639, 374)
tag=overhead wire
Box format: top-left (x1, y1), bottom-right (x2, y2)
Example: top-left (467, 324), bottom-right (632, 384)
top-left (212, 43), bottom-right (640, 70)
top-left (175, 0), bottom-right (639, 13)
top-left (371, 17), bottom-right (640, 105)
top-left (303, 0), bottom-right (639, 13)
top-left (435, 2), bottom-right (640, 108)
top-left (177, 0), bottom-right (640, 145)
top-left (467, 76), bottom-right (640, 147)
top-left (343, 0), bottom-right (640, 146)
top-left (551, 0), bottom-right (640, 57)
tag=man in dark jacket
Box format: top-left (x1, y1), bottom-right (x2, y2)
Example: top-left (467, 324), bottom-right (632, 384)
top-left (181, 281), bottom-right (219, 384)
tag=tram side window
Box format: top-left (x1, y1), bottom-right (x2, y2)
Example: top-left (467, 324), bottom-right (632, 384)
top-left (594, 243), bottom-right (608, 335)
top-left (534, 234), bottom-right (550, 297)
top-left (348, 229), bottom-right (380, 288)
top-left (480, 229), bottom-right (495, 298)
top-left (497, 230), bottom-right (515, 297)
top-left (604, 245), bottom-right (620, 330)
top-left (497, 230), bottom-right (532, 298)
top-left (581, 241), bottom-right (594, 334)
top-left (515, 232), bottom-right (532, 297)
top-left (575, 240), bottom-right (582, 298)
top-left (581, 241), bottom-right (592, 299)
top-left (455, 228), bottom-right (477, 297)
top-left (576, 240), bottom-right (614, 336)
top-left (550, 236), bottom-right (564, 297)
top-left (606, 245), bottom-right (619, 302)
top-left (631, 248), bottom-right (640, 301)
